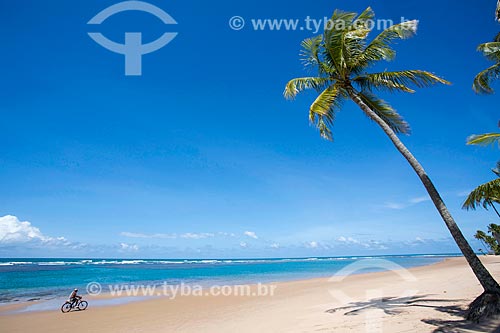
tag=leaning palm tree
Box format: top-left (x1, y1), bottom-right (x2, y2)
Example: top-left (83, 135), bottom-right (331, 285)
top-left (284, 7), bottom-right (500, 320)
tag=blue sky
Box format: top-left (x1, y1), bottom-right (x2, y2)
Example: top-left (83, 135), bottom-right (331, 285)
top-left (0, 0), bottom-right (499, 258)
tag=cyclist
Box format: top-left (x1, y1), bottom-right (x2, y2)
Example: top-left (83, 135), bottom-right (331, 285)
top-left (68, 288), bottom-right (82, 307)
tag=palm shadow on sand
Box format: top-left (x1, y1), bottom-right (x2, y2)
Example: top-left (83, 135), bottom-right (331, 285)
top-left (325, 294), bottom-right (500, 332)
top-left (325, 294), bottom-right (465, 317)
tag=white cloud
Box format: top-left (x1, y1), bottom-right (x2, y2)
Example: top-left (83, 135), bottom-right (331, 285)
top-left (337, 236), bottom-right (361, 244)
top-left (306, 241), bottom-right (319, 249)
top-left (270, 243), bottom-right (280, 249)
top-left (0, 215), bottom-right (145, 257)
top-left (336, 236), bottom-right (390, 250)
top-left (409, 196), bottom-right (431, 204)
top-left (240, 242), bottom-right (248, 248)
top-left (121, 231), bottom-right (225, 240)
top-left (0, 215), bottom-right (54, 244)
top-left (217, 232), bottom-right (236, 237)
top-left (404, 237), bottom-right (439, 247)
top-left (382, 195), bottom-right (431, 210)
top-left (383, 202), bottom-right (407, 210)
top-left (119, 243), bottom-right (139, 251)
top-left (366, 240), bottom-right (389, 250)
top-left (120, 232), bottom-right (173, 239)
top-left (244, 231), bottom-right (258, 239)
top-left (181, 233), bottom-right (214, 239)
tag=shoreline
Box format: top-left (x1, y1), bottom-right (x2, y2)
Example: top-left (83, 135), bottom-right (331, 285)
top-left (0, 254), bottom-right (454, 312)
top-left (1, 256), bottom-right (499, 332)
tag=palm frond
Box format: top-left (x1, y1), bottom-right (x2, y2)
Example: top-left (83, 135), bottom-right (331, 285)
top-left (473, 43), bottom-right (500, 94)
top-left (284, 77), bottom-right (331, 100)
top-left (373, 20), bottom-right (419, 43)
top-left (323, 10), bottom-right (359, 72)
top-left (357, 91), bottom-right (411, 134)
top-left (300, 35), bottom-right (326, 72)
top-left (308, 85), bottom-right (345, 140)
top-left (354, 70), bottom-right (450, 93)
top-left (473, 63), bottom-right (500, 94)
top-left (355, 7), bottom-right (375, 25)
top-left (349, 7), bottom-right (375, 39)
top-left (466, 133), bottom-right (500, 147)
top-left (463, 178), bottom-right (500, 210)
top-left (488, 223), bottom-right (500, 234)
top-left (478, 42), bottom-right (500, 62)
top-left (355, 20), bottom-right (418, 69)
top-left (475, 230), bottom-right (488, 240)
top-left (316, 117), bottom-right (333, 141)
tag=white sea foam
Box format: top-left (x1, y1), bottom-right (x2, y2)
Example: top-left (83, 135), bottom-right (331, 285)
top-left (0, 254), bottom-right (460, 267)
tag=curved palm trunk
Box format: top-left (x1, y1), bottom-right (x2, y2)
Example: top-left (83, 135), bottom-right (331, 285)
top-left (493, 232), bottom-right (500, 249)
top-left (346, 87), bottom-right (500, 293)
top-left (491, 203), bottom-right (500, 219)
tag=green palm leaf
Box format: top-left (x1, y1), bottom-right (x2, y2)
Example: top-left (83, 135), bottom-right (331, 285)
top-left (354, 6), bottom-right (375, 26)
top-left (466, 133), bottom-right (500, 147)
top-left (308, 84), bottom-right (344, 140)
top-left (357, 91), bottom-right (410, 134)
top-left (284, 77), bottom-right (331, 100)
top-left (473, 63), bottom-right (500, 94)
top-left (354, 70), bottom-right (450, 93)
top-left (473, 42), bottom-right (500, 94)
top-left (354, 20), bottom-right (418, 69)
top-left (478, 42), bottom-right (500, 62)
top-left (309, 85), bottom-right (342, 120)
top-left (348, 7), bottom-right (375, 39)
top-left (300, 36), bottom-right (325, 71)
top-left (463, 178), bottom-right (500, 210)
top-left (323, 10), bottom-right (359, 72)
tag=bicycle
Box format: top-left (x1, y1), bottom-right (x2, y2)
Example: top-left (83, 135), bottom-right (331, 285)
top-left (61, 298), bottom-right (88, 313)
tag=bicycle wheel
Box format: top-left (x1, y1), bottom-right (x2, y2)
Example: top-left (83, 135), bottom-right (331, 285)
top-left (61, 302), bottom-right (72, 313)
top-left (78, 300), bottom-right (88, 310)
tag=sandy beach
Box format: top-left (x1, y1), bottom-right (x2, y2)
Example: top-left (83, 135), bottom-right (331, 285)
top-left (1, 256), bottom-right (499, 332)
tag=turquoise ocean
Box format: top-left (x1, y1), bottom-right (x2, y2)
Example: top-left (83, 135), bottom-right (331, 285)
top-left (0, 254), bottom-right (461, 305)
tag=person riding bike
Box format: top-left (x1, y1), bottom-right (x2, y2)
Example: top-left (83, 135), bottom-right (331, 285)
top-left (68, 288), bottom-right (82, 307)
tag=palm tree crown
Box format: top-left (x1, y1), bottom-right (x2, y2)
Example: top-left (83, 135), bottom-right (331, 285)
top-left (463, 132), bottom-right (500, 211)
top-left (473, 42), bottom-right (500, 94)
top-left (284, 7), bottom-right (449, 139)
